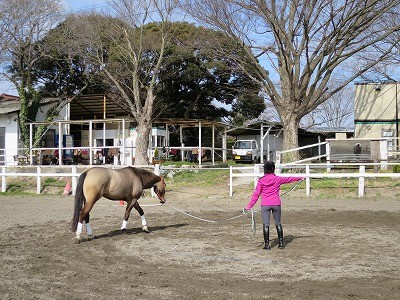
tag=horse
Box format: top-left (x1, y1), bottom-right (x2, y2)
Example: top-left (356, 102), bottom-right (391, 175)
top-left (71, 166), bottom-right (166, 242)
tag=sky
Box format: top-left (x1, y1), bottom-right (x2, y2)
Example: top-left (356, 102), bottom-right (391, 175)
top-left (63, 0), bottom-right (110, 13)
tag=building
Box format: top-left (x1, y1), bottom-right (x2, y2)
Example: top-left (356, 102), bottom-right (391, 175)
top-left (0, 94), bottom-right (228, 165)
top-left (354, 81), bottom-right (400, 154)
top-left (0, 94), bottom-right (67, 165)
top-left (227, 120), bottom-right (327, 163)
top-left (354, 82), bottom-right (400, 141)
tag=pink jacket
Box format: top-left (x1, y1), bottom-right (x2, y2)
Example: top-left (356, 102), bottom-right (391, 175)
top-left (245, 174), bottom-right (303, 209)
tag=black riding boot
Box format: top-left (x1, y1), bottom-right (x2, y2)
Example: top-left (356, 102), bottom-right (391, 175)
top-left (276, 224), bottom-right (284, 249)
top-left (263, 224), bottom-right (271, 250)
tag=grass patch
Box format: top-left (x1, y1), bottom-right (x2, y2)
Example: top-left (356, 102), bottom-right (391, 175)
top-left (1, 177), bottom-right (68, 195)
top-left (165, 169), bottom-right (229, 188)
top-left (3, 167), bottom-right (400, 196)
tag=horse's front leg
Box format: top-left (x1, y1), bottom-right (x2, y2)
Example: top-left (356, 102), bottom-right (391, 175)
top-left (134, 201), bottom-right (149, 233)
top-left (120, 200), bottom-right (149, 233)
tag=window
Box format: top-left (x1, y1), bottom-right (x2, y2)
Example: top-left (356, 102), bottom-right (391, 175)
top-left (382, 129), bottom-right (394, 150)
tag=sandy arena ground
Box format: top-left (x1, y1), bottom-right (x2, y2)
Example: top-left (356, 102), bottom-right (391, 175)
top-left (0, 183), bottom-right (400, 299)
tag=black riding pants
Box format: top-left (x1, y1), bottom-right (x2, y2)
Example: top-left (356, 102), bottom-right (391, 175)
top-left (261, 205), bottom-right (281, 226)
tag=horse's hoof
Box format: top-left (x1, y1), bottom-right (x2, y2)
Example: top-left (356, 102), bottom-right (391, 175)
top-left (142, 226), bottom-right (150, 233)
top-left (121, 228), bottom-right (127, 234)
top-left (87, 235), bottom-right (94, 241)
top-left (73, 236), bottom-right (81, 244)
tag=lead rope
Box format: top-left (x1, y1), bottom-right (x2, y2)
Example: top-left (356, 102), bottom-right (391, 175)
top-left (165, 202), bottom-right (247, 224)
top-left (242, 209), bottom-right (256, 238)
top-left (241, 179), bottom-right (304, 237)
top-left (166, 179), bottom-right (304, 237)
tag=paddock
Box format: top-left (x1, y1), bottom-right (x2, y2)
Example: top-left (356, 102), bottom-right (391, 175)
top-left (0, 184), bottom-right (399, 299)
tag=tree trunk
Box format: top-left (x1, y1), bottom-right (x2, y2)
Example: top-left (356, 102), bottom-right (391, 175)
top-left (279, 112), bottom-right (300, 163)
top-left (134, 120), bottom-right (152, 165)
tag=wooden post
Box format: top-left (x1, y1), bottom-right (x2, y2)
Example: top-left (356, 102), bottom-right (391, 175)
top-left (1, 167), bottom-right (6, 192)
top-left (36, 166), bottom-right (41, 194)
top-left (253, 164), bottom-right (258, 188)
top-left (326, 142), bottom-right (331, 172)
top-left (358, 165), bottom-right (365, 197)
top-left (229, 166), bottom-right (233, 197)
top-left (306, 164), bottom-right (311, 197)
top-left (72, 165), bottom-right (77, 196)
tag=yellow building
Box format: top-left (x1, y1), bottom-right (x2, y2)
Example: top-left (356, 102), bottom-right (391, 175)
top-left (355, 82), bottom-right (400, 152)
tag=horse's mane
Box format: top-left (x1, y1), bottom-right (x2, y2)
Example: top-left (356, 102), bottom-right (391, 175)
top-left (128, 166), bottom-right (154, 176)
top-left (128, 167), bottom-right (160, 186)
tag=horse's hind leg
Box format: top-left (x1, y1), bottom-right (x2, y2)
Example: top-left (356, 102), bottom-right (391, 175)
top-left (84, 213), bottom-right (94, 240)
top-left (76, 201), bottom-right (95, 242)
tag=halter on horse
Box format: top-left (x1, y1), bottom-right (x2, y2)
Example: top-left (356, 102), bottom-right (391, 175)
top-left (71, 166), bottom-right (166, 242)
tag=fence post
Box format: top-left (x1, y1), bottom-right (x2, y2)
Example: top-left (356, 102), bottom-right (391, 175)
top-left (151, 164), bottom-right (160, 197)
top-left (254, 164), bottom-right (259, 188)
top-left (37, 166), bottom-right (41, 194)
top-left (306, 164), bottom-right (311, 197)
top-left (1, 166), bottom-right (6, 192)
top-left (229, 166), bottom-right (233, 197)
top-left (72, 165), bottom-right (77, 196)
top-left (154, 163), bottom-right (160, 175)
top-left (358, 165), bottom-right (365, 197)
top-left (275, 151), bottom-right (282, 174)
top-left (326, 142), bottom-right (331, 172)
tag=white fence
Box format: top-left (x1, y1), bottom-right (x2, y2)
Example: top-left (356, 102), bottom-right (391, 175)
top-left (0, 164), bottom-right (160, 196)
top-left (3, 163), bottom-right (400, 198)
top-left (229, 163), bottom-right (400, 197)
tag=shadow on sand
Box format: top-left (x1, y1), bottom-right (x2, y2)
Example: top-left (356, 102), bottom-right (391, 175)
top-left (78, 223), bottom-right (189, 242)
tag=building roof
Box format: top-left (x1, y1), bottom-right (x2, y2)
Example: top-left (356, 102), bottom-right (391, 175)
top-left (0, 94), bottom-right (62, 115)
top-left (69, 94), bottom-right (129, 120)
top-left (226, 120), bottom-right (331, 138)
top-left (0, 94), bottom-right (20, 114)
top-left (155, 118), bottom-right (228, 128)
top-left (226, 120), bottom-right (283, 136)
top-left (307, 126), bottom-right (354, 134)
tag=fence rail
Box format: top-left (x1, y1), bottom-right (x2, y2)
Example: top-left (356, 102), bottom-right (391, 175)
top-left (2, 163), bottom-right (400, 198)
top-left (0, 165), bottom-right (159, 196)
top-left (229, 163), bottom-right (400, 197)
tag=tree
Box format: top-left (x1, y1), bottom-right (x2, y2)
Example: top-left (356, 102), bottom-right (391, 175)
top-left (182, 0), bottom-right (400, 158)
top-left (305, 84), bottom-right (355, 129)
top-left (154, 22), bottom-right (265, 122)
top-left (358, 6), bottom-right (400, 82)
top-left (63, 0), bottom-right (179, 165)
top-left (33, 18), bottom-right (106, 98)
top-left (0, 0), bottom-right (63, 148)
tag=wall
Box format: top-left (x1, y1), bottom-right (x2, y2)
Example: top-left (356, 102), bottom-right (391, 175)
top-left (0, 113), bottom-right (19, 165)
top-left (355, 83), bottom-right (399, 140)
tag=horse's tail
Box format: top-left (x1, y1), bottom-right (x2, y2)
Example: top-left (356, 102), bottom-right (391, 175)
top-left (71, 171), bottom-right (88, 232)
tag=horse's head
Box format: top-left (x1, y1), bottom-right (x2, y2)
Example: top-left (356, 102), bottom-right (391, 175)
top-left (154, 176), bottom-right (166, 203)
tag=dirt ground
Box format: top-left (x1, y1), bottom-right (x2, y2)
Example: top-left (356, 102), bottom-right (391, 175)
top-left (0, 183), bottom-right (400, 300)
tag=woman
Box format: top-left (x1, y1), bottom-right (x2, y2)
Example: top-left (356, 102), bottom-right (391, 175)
top-left (245, 161), bottom-right (303, 250)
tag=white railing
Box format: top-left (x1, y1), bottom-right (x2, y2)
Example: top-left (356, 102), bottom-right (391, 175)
top-left (0, 164), bottom-right (159, 196)
top-left (276, 141), bottom-right (328, 164)
top-left (229, 163), bottom-right (400, 197)
top-left (4, 162), bottom-right (400, 199)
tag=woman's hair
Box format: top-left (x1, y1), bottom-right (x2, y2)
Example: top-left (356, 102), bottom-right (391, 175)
top-left (263, 161), bottom-right (275, 174)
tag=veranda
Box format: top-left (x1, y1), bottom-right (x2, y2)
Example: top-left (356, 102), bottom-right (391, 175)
top-left (11, 118), bottom-right (228, 167)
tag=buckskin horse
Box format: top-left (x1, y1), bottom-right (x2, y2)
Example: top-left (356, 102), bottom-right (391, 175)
top-left (71, 166), bottom-right (166, 242)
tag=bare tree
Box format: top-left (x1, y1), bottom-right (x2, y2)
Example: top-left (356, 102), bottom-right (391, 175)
top-left (303, 82), bottom-right (355, 129)
top-left (182, 0), bottom-right (400, 158)
top-left (0, 0), bottom-right (63, 148)
top-left (359, 5), bottom-right (400, 82)
top-left (67, 0), bottom-right (177, 165)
